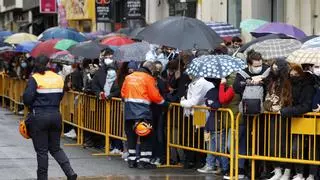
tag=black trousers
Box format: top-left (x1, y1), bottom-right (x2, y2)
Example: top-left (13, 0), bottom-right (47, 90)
top-left (125, 119), bottom-right (153, 163)
top-left (30, 110), bottom-right (75, 180)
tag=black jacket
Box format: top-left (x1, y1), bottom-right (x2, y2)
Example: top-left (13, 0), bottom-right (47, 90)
top-left (91, 65), bottom-right (120, 98)
top-left (281, 73), bottom-right (315, 117)
top-left (233, 64), bottom-right (270, 97)
top-left (71, 68), bottom-right (83, 91)
top-left (165, 73), bottom-right (191, 102)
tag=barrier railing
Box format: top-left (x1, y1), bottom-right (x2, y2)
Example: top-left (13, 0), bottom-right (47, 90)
top-left (166, 103), bottom-right (235, 176)
top-left (4, 76), bottom-right (320, 177)
top-left (235, 112), bottom-right (320, 179)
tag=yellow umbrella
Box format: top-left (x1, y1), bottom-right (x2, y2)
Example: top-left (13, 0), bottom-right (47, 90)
top-left (4, 33), bottom-right (37, 44)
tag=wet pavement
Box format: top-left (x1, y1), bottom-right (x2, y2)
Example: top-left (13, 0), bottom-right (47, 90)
top-left (0, 108), bottom-right (219, 180)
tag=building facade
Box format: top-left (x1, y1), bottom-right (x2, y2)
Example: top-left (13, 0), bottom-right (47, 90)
top-left (146, 0), bottom-right (320, 38)
top-left (0, 0), bottom-right (57, 35)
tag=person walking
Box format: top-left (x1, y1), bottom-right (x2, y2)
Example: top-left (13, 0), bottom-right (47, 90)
top-left (23, 55), bottom-right (77, 180)
top-left (121, 61), bottom-right (167, 169)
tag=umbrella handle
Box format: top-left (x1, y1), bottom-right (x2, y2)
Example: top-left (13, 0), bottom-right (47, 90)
top-left (232, 47), bottom-right (241, 57)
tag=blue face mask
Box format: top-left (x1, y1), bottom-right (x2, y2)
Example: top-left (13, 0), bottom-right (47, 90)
top-left (21, 62), bottom-right (27, 68)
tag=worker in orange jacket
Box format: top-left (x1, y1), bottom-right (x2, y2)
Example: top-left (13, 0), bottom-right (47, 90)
top-left (121, 61), bottom-right (167, 169)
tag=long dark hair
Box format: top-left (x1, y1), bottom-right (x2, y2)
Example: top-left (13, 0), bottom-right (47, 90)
top-left (33, 55), bottom-right (49, 75)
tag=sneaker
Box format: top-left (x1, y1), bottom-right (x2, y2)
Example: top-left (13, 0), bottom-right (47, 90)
top-left (223, 168), bottom-right (245, 179)
top-left (279, 169), bottom-right (291, 180)
top-left (121, 152), bottom-right (129, 159)
top-left (268, 167), bottom-right (282, 180)
top-left (306, 175), bottom-right (314, 180)
top-left (64, 129), bottom-right (77, 139)
top-left (110, 148), bottom-right (121, 154)
top-left (197, 164), bottom-right (221, 174)
top-left (151, 158), bottom-right (161, 166)
top-left (137, 161), bottom-right (156, 169)
top-left (292, 174), bottom-right (305, 180)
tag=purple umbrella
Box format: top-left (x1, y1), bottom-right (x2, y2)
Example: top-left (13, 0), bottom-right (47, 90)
top-left (251, 22), bottom-right (306, 39)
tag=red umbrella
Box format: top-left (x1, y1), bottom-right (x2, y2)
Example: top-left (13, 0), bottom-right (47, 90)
top-left (30, 39), bottom-right (60, 58)
top-left (100, 36), bottom-right (134, 46)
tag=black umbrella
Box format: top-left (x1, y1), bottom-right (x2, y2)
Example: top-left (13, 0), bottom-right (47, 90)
top-left (136, 16), bottom-right (222, 50)
top-left (238, 33), bottom-right (293, 53)
top-left (68, 41), bottom-right (108, 59)
top-left (129, 27), bottom-right (145, 38)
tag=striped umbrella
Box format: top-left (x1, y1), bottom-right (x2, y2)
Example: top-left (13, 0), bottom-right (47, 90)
top-left (244, 39), bottom-right (301, 60)
top-left (287, 48), bottom-right (320, 65)
top-left (206, 22), bottom-right (241, 37)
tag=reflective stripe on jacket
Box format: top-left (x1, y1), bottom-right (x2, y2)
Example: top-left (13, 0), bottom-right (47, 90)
top-left (23, 71), bottom-right (64, 109)
top-left (121, 71), bottom-right (164, 120)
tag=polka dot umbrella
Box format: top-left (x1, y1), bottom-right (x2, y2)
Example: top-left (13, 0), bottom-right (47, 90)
top-left (186, 55), bottom-right (247, 79)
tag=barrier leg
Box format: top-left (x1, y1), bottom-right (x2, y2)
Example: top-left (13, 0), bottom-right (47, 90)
top-left (92, 101), bottom-right (111, 156)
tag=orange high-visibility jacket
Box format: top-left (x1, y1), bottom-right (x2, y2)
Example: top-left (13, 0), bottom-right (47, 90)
top-left (121, 71), bottom-right (164, 120)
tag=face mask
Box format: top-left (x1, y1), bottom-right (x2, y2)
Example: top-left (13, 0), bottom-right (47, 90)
top-left (250, 66), bottom-right (262, 74)
top-left (104, 58), bottom-right (113, 65)
top-left (21, 62), bottom-right (27, 68)
top-left (314, 68), bottom-right (320, 76)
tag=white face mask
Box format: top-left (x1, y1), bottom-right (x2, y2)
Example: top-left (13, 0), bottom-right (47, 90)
top-left (104, 58), bottom-right (113, 65)
top-left (313, 67), bottom-right (320, 76)
top-left (250, 66), bottom-right (262, 74)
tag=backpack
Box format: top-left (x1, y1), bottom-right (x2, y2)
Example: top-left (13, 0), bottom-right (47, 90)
top-left (238, 69), bottom-right (270, 115)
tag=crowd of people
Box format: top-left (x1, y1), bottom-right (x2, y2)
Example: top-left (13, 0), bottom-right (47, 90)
top-left (4, 35), bottom-right (320, 180)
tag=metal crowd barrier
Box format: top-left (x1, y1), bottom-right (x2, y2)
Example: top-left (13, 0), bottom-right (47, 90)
top-left (166, 103), bottom-right (235, 176)
top-left (235, 112), bottom-right (320, 179)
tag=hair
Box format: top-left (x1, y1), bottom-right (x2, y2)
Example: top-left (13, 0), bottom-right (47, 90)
top-left (232, 36), bottom-right (242, 43)
top-left (290, 63), bottom-right (305, 77)
top-left (33, 55), bottom-right (49, 75)
top-left (246, 49), bottom-right (262, 65)
top-left (101, 47), bottom-right (114, 56)
top-left (213, 45), bottom-right (228, 55)
top-left (142, 61), bottom-right (155, 73)
top-left (117, 62), bottom-right (129, 90)
top-left (195, 50), bottom-right (210, 57)
top-left (166, 59), bottom-right (179, 70)
top-left (267, 59), bottom-right (292, 107)
top-left (154, 61), bottom-right (163, 67)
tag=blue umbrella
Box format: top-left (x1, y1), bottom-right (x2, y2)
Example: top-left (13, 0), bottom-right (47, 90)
top-left (186, 55), bottom-right (246, 78)
top-left (38, 27), bottom-right (87, 42)
top-left (206, 22), bottom-right (241, 37)
top-left (0, 31), bottom-right (14, 38)
top-left (15, 41), bottom-right (40, 53)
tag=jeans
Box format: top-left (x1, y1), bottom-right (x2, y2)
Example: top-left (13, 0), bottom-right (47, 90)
top-left (206, 130), bottom-right (229, 171)
top-left (228, 125), bottom-right (246, 169)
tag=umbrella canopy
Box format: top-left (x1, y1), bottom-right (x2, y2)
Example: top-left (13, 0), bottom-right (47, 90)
top-left (239, 34), bottom-right (292, 53)
top-left (0, 31), bottom-right (14, 38)
top-left (4, 33), bottom-right (37, 44)
top-left (251, 22), bottom-right (306, 39)
top-left (113, 42), bottom-right (150, 62)
top-left (240, 19), bottom-right (268, 32)
top-left (206, 22), bottom-right (241, 37)
top-left (84, 31), bottom-right (109, 40)
top-left (50, 51), bottom-right (84, 65)
top-left (54, 39), bottom-right (78, 51)
top-left (186, 55), bottom-right (246, 78)
top-left (30, 39), bottom-right (60, 58)
top-left (68, 41), bottom-right (108, 59)
top-left (244, 39), bottom-right (301, 60)
top-left (136, 16), bottom-right (222, 50)
top-left (301, 37), bottom-right (320, 49)
top-left (129, 27), bottom-right (145, 38)
top-left (287, 48), bottom-right (320, 65)
top-left (38, 27), bottom-right (87, 42)
top-left (15, 41), bottom-right (40, 53)
top-left (101, 36), bottom-right (135, 46)
top-left (300, 35), bottom-right (318, 43)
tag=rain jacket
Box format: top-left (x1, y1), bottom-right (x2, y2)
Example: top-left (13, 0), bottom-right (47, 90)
top-left (23, 70), bottom-right (64, 110)
top-left (121, 68), bottom-right (165, 120)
